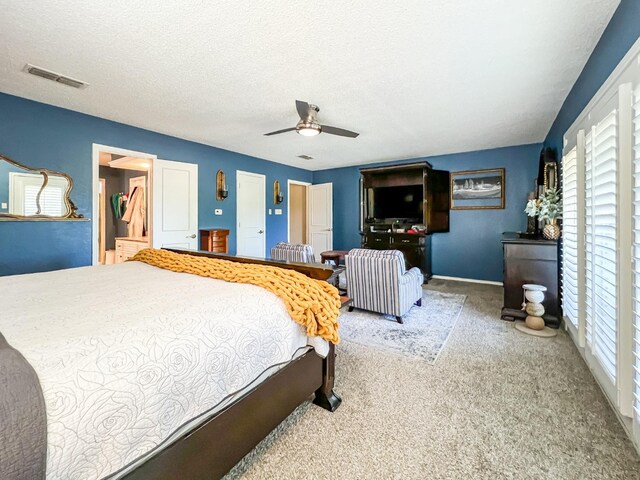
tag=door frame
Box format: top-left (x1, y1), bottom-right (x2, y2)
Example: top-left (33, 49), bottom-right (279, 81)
top-left (236, 170), bottom-right (266, 256)
top-left (91, 143), bottom-right (157, 265)
top-left (99, 178), bottom-right (106, 264)
top-left (287, 179), bottom-right (312, 243)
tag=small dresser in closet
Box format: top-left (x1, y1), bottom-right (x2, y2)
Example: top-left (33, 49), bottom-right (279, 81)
top-left (115, 237), bottom-right (149, 263)
top-left (200, 229), bottom-right (230, 253)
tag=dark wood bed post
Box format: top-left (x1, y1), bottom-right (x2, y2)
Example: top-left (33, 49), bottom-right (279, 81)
top-left (313, 343), bottom-right (341, 411)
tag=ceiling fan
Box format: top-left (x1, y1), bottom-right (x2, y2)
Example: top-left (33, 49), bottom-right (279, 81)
top-left (264, 100), bottom-right (359, 138)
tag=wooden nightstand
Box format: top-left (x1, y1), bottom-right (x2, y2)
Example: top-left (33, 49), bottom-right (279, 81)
top-left (200, 229), bottom-right (230, 253)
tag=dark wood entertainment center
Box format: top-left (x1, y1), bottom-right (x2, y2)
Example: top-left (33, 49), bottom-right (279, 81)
top-left (359, 162), bottom-right (450, 279)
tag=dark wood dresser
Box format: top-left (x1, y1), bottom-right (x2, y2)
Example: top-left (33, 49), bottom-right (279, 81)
top-left (200, 229), bottom-right (230, 254)
top-left (360, 231), bottom-right (432, 280)
top-left (501, 232), bottom-right (559, 327)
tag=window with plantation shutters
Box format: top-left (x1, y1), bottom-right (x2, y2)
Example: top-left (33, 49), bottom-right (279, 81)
top-left (633, 84), bottom-right (640, 422)
top-left (561, 39), bottom-right (640, 449)
top-left (562, 146), bottom-right (579, 327)
top-left (591, 109), bottom-right (618, 383)
top-left (23, 184), bottom-right (64, 216)
top-left (9, 173), bottom-right (67, 217)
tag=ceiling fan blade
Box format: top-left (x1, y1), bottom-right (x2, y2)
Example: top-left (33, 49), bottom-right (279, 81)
top-left (264, 127), bottom-right (296, 136)
top-left (321, 125), bottom-right (360, 138)
top-left (295, 100), bottom-right (310, 120)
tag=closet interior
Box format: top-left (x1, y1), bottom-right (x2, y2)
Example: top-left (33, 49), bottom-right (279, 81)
top-left (98, 153), bottom-right (151, 265)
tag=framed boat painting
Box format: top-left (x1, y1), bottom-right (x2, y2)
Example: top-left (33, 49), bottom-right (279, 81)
top-left (450, 168), bottom-right (505, 210)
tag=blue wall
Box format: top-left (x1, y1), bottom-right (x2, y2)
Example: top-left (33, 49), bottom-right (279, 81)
top-left (313, 144), bottom-right (541, 282)
top-left (544, 0), bottom-right (640, 153)
top-left (0, 92), bottom-right (312, 276)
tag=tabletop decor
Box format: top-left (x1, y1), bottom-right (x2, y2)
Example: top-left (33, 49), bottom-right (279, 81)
top-left (514, 283), bottom-right (557, 338)
top-left (525, 187), bottom-right (562, 240)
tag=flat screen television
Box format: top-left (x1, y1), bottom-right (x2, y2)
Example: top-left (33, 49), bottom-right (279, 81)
top-left (371, 185), bottom-right (423, 221)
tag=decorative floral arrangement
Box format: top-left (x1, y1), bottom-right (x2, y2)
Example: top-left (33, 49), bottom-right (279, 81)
top-left (524, 198), bottom-right (541, 218)
top-left (525, 188), bottom-right (563, 239)
top-left (525, 188), bottom-right (563, 221)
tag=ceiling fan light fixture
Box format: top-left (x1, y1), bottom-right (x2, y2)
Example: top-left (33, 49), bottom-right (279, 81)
top-left (296, 122), bottom-right (321, 137)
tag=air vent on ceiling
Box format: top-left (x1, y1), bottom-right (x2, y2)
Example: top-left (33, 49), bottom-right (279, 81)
top-left (297, 154), bottom-right (314, 160)
top-left (23, 64), bottom-right (89, 89)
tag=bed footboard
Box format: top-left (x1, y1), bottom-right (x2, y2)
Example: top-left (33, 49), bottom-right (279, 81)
top-left (124, 347), bottom-right (338, 480)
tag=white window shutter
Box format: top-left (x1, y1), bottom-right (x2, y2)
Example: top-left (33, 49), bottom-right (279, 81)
top-left (562, 146), bottom-right (579, 327)
top-left (10, 173), bottom-right (67, 216)
top-left (585, 130), bottom-right (594, 346)
top-left (633, 84), bottom-right (640, 422)
top-left (592, 109), bottom-right (619, 383)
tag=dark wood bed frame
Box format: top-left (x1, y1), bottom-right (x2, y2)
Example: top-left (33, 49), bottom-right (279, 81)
top-left (123, 249), bottom-right (341, 480)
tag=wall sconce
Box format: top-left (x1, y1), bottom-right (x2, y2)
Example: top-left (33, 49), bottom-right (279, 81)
top-left (274, 180), bottom-right (284, 205)
top-left (216, 170), bottom-right (228, 200)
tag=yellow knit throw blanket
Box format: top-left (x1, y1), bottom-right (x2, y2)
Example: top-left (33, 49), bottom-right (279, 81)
top-left (129, 249), bottom-right (340, 344)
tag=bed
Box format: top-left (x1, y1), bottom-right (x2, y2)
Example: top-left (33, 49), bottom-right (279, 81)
top-left (0, 249), bottom-right (341, 480)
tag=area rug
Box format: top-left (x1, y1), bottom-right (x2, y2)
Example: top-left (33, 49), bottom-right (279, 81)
top-left (339, 290), bottom-right (466, 364)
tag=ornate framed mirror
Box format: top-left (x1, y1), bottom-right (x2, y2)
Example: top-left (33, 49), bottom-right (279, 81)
top-left (543, 162), bottom-right (558, 191)
top-left (0, 154), bottom-right (83, 220)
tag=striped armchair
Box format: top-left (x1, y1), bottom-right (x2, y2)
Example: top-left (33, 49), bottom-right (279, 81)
top-left (270, 242), bottom-right (316, 263)
top-left (345, 249), bottom-right (423, 323)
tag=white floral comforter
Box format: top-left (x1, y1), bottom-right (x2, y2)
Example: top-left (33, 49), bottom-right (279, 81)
top-left (0, 261), bottom-right (324, 479)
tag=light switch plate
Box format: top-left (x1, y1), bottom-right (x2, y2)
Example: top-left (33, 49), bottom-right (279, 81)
top-left (268, 209), bottom-right (272, 215)
top-left (274, 208), bottom-right (282, 215)
top-left (214, 208), bottom-right (222, 215)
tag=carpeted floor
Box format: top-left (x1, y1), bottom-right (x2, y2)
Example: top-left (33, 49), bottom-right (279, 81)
top-left (226, 279), bottom-right (640, 479)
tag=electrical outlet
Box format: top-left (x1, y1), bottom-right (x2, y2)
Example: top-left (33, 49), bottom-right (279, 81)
top-left (0, 202), bottom-right (6, 210)
top-left (214, 208), bottom-right (222, 215)
top-left (274, 209), bottom-right (282, 215)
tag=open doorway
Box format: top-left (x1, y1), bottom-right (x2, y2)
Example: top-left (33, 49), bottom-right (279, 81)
top-left (288, 180), bottom-right (311, 244)
top-left (92, 144), bottom-right (156, 265)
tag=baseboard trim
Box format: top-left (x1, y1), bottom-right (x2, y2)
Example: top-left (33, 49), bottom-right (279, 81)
top-left (431, 275), bottom-right (503, 286)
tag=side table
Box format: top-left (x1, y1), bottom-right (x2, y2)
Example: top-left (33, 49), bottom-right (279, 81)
top-left (320, 250), bottom-right (349, 266)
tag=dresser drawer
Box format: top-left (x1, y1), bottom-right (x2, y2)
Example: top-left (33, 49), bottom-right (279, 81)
top-left (362, 235), bottom-right (389, 247)
top-left (200, 229), bottom-right (230, 254)
top-left (504, 243), bottom-right (556, 262)
top-left (390, 235), bottom-right (424, 246)
top-left (115, 239), bottom-right (148, 263)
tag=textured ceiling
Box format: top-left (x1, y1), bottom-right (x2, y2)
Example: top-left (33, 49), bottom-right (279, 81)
top-left (0, 1), bottom-right (619, 170)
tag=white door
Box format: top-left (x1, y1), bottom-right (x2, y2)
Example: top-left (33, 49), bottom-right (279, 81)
top-left (152, 159), bottom-right (198, 250)
top-left (308, 183), bottom-right (333, 260)
top-left (237, 170), bottom-right (266, 257)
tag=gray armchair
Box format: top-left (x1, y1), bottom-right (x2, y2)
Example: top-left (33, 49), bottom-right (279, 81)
top-left (270, 242), bottom-right (316, 263)
top-left (345, 248), bottom-right (423, 323)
